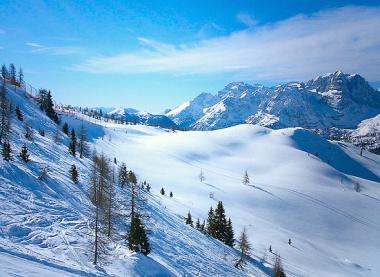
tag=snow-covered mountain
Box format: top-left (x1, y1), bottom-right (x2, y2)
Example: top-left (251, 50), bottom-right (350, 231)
top-left (167, 71), bottom-right (380, 132)
top-left (101, 107), bottom-right (177, 129)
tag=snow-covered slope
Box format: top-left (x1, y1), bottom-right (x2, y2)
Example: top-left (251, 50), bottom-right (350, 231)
top-left (167, 71), bottom-right (380, 131)
top-left (0, 83), bottom-right (270, 276)
top-left (68, 113), bottom-right (380, 276)
top-left (2, 81), bottom-right (380, 276)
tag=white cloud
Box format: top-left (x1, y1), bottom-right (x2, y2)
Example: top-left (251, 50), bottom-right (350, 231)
top-left (73, 6), bottom-right (380, 81)
top-left (26, 42), bottom-right (83, 55)
top-left (236, 12), bottom-right (258, 27)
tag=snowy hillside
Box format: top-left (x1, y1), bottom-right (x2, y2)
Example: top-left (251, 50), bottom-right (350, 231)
top-left (2, 81), bottom-right (380, 276)
top-left (166, 71), bottom-right (380, 132)
top-left (0, 83), bottom-right (270, 276)
top-left (65, 113), bottom-right (380, 276)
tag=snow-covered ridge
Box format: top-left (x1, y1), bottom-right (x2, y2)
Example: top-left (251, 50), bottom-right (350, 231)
top-left (91, 106), bottom-right (177, 129)
top-left (166, 71), bottom-right (380, 132)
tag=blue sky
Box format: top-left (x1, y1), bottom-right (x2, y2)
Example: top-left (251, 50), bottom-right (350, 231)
top-left (0, 0), bottom-right (379, 113)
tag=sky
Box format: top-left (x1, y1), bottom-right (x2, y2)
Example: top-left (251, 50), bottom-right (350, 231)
top-left (0, 0), bottom-right (380, 113)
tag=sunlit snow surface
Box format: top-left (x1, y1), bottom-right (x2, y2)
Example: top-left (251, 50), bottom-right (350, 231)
top-left (1, 83), bottom-right (380, 276)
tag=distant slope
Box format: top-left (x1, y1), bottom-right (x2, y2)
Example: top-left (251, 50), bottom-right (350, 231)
top-left (93, 107), bottom-right (177, 129)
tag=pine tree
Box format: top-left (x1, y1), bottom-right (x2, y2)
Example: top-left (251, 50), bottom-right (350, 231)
top-left (225, 218), bottom-right (235, 247)
top-left (214, 201), bottom-right (228, 243)
top-left (146, 183), bottom-right (151, 192)
top-left (20, 145), bottom-right (30, 162)
top-left (118, 162), bottom-right (128, 188)
top-left (199, 169), bottom-right (205, 182)
top-left (70, 164), bottom-right (79, 184)
top-left (18, 68), bottom-right (24, 86)
top-left (127, 170), bottom-right (138, 220)
top-left (1, 65), bottom-right (9, 79)
top-left (114, 157), bottom-right (117, 164)
top-left (78, 123), bottom-right (88, 158)
top-left (69, 129), bottom-right (76, 157)
top-left (185, 211), bottom-right (193, 227)
top-left (24, 123), bottom-right (34, 141)
top-left (54, 127), bottom-right (61, 144)
top-left (127, 214), bottom-right (151, 256)
top-left (2, 141), bottom-right (11, 161)
top-left (62, 122), bottom-right (69, 136)
top-left (273, 255), bottom-right (286, 277)
top-left (235, 227), bottom-right (251, 269)
top-left (195, 218), bottom-right (201, 230)
top-left (9, 64), bottom-right (16, 84)
top-left (242, 170), bottom-right (250, 186)
top-left (0, 81), bottom-right (11, 144)
top-left (160, 187), bottom-right (165, 195)
top-left (15, 106), bottom-right (23, 121)
top-left (169, 191), bottom-right (173, 198)
top-left (206, 206), bottom-right (215, 236)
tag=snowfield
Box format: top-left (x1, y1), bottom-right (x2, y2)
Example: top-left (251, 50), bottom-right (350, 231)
top-left (1, 83), bottom-right (380, 276)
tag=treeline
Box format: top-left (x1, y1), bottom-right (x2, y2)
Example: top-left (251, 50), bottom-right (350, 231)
top-left (1, 63), bottom-right (24, 87)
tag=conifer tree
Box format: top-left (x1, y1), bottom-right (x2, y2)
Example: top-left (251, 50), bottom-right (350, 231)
top-left (127, 214), bottom-right (151, 256)
top-left (185, 211), bottom-right (193, 227)
top-left (78, 123), bottom-right (88, 158)
top-left (2, 141), bottom-right (11, 161)
top-left (18, 68), bottom-right (24, 86)
top-left (69, 129), bottom-right (76, 157)
top-left (62, 122), bottom-right (69, 136)
top-left (225, 218), bottom-right (235, 247)
top-left (199, 169), bottom-right (205, 182)
top-left (54, 127), bottom-right (61, 144)
top-left (273, 255), bottom-right (286, 277)
top-left (235, 227), bottom-right (251, 269)
top-left (127, 170), bottom-right (138, 220)
top-left (20, 145), bottom-right (30, 162)
top-left (9, 64), bottom-right (16, 84)
top-left (1, 65), bottom-right (9, 79)
top-left (243, 170), bottom-right (250, 186)
top-left (118, 162), bottom-right (128, 188)
top-left (195, 218), bottom-right (201, 230)
top-left (70, 164), bottom-right (79, 184)
top-left (169, 191), bottom-right (173, 198)
top-left (0, 81), bottom-right (11, 144)
top-left (15, 106), bottom-right (23, 121)
top-left (146, 183), bottom-right (151, 192)
top-left (214, 201), bottom-right (228, 242)
top-left (207, 206), bottom-right (215, 236)
top-left (89, 151), bottom-right (112, 264)
top-left (160, 187), bottom-right (165, 195)
top-left (24, 123), bottom-right (34, 141)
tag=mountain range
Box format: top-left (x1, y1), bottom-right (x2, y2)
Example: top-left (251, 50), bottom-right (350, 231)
top-left (165, 71), bottom-right (380, 132)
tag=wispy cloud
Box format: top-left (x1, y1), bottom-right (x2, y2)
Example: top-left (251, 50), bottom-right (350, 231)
top-left (236, 12), bottom-right (258, 27)
top-left (26, 42), bottom-right (84, 55)
top-left (73, 6), bottom-right (380, 81)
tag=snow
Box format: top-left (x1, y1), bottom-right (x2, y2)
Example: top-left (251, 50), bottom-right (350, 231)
top-left (167, 72), bottom-right (380, 132)
top-left (1, 81), bottom-right (380, 276)
top-left (0, 83), bottom-right (270, 276)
